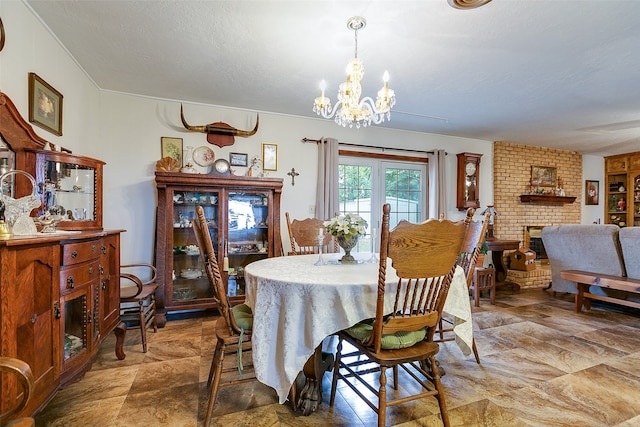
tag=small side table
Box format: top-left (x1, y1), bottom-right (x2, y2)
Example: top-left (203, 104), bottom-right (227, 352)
top-left (472, 267), bottom-right (496, 307)
top-left (485, 239), bottom-right (521, 291)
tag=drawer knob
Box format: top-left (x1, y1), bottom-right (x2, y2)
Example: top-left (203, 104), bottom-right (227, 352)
top-left (67, 276), bottom-right (74, 288)
top-left (71, 250), bottom-right (78, 259)
top-left (89, 266), bottom-right (94, 275)
top-left (54, 301), bottom-right (61, 319)
top-left (101, 245), bottom-right (107, 255)
top-left (91, 244), bottom-right (96, 252)
top-left (30, 313), bottom-right (37, 324)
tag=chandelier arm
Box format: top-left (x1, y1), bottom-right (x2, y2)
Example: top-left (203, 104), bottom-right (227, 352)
top-left (316, 101), bottom-right (343, 120)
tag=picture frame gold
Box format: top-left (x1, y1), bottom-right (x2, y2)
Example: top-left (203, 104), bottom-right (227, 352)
top-left (161, 137), bottom-right (183, 165)
top-left (531, 165), bottom-right (557, 187)
top-left (585, 180), bottom-right (599, 205)
top-left (262, 143), bottom-right (278, 171)
top-left (28, 72), bottom-right (63, 136)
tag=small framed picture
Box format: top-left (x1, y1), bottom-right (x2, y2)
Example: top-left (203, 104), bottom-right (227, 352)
top-left (229, 152), bottom-right (248, 167)
top-left (585, 180), bottom-right (599, 205)
top-left (262, 143), bottom-right (278, 171)
top-left (161, 137), bottom-right (183, 164)
top-left (531, 165), bottom-right (557, 187)
top-left (28, 72), bottom-right (63, 136)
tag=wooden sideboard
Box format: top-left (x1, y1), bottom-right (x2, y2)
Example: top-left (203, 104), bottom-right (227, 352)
top-left (0, 230), bottom-right (124, 418)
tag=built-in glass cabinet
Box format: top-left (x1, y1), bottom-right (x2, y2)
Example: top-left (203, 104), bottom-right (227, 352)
top-left (31, 150), bottom-right (104, 230)
top-left (155, 172), bottom-right (283, 325)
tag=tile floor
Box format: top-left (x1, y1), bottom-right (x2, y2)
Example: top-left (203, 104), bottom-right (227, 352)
top-left (35, 288), bottom-right (640, 426)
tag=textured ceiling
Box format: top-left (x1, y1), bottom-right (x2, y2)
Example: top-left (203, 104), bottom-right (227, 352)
top-left (25, 0), bottom-right (640, 156)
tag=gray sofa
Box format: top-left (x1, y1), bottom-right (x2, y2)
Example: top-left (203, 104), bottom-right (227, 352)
top-left (541, 224), bottom-right (640, 303)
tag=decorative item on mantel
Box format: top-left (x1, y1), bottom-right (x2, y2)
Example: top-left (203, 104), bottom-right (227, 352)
top-left (521, 168), bottom-right (576, 204)
top-left (324, 213), bottom-right (367, 263)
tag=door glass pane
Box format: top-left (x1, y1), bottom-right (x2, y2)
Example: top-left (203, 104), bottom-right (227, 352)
top-left (64, 293), bottom-right (87, 361)
top-left (172, 191), bottom-right (217, 302)
top-left (385, 166), bottom-right (424, 227)
top-left (227, 191), bottom-right (270, 297)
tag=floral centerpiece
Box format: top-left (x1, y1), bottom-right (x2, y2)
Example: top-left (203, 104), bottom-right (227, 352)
top-left (324, 214), bottom-right (367, 263)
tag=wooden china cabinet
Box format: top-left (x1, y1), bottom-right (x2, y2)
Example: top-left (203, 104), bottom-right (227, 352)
top-left (604, 151), bottom-right (640, 227)
top-left (0, 91), bottom-right (124, 419)
top-left (154, 171), bottom-right (283, 325)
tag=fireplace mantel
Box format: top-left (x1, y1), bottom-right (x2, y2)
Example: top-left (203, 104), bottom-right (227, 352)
top-left (519, 194), bottom-right (577, 204)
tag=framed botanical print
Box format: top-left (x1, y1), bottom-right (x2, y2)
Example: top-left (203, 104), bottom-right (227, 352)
top-left (229, 152), bottom-right (248, 167)
top-left (161, 137), bottom-right (183, 164)
top-left (28, 72), bottom-right (63, 136)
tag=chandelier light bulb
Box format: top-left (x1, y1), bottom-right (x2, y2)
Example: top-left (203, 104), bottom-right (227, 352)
top-left (312, 16), bottom-right (396, 128)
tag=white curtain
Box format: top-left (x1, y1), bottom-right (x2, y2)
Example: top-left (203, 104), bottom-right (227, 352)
top-left (427, 149), bottom-right (447, 219)
top-left (315, 137), bottom-right (339, 220)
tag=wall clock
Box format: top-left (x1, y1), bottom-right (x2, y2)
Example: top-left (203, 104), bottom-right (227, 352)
top-left (456, 152), bottom-right (482, 210)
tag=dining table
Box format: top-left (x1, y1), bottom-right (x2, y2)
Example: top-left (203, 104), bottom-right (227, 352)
top-left (243, 252), bottom-right (473, 414)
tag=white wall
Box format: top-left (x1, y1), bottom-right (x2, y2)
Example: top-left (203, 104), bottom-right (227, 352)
top-left (2, 0), bottom-right (600, 266)
top-left (582, 154), bottom-right (605, 224)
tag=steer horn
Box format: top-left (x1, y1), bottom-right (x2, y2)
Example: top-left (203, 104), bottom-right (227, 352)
top-left (180, 104), bottom-right (259, 137)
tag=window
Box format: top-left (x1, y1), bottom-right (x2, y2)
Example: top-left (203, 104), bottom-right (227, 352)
top-left (338, 155), bottom-right (427, 251)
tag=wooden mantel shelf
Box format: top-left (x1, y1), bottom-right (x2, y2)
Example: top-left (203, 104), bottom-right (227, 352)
top-left (519, 194), bottom-right (577, 204)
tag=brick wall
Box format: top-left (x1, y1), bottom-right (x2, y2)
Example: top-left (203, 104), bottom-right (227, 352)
top-left (493, 141), bottom-right (582, 244)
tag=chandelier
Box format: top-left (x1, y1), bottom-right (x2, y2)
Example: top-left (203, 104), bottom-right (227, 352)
top-left (313, 16), bottom-right (396, 129)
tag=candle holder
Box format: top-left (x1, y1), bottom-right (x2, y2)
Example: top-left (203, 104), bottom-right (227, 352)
top-left (367, 227), bottom-right (379, 263)
top-left (314, 235), bottom-right (327, 266)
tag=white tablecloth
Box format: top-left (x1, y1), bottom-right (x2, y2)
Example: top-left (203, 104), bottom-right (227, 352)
top-left (244, 253), bottom-right (472, 404)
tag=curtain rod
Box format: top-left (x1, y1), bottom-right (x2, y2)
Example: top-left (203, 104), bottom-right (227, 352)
top-left (300, 137), bottom-right (443, 155)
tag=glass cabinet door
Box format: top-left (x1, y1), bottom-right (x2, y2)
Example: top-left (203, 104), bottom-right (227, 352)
top-left (226, 191), bottom-right (270, 297)
top-left (634, 174), bottom-right (640, 226)
top-left (43, 160), bottom-right (96, 222)
top-left (171, 190), bottom-right (218, 303)
top-left (63, 291), bottom-right (88, 363)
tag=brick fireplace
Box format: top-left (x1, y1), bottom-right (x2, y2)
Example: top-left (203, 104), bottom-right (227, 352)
top-left (492, 142), bottom-right (582, 288)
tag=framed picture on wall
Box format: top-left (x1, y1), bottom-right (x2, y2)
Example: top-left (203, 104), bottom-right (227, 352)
top-left (28, 72), bottom-right (63, 136)
top-left (585, 180), bottom-right (599, 205)
top-left (229, 152), bottom-right (248, 167)
top-left (161, 137), bottom-right (183, 165)
top-left (262, 143), bottom-right (278, 171)
top-left (531, 165), bottom-right (557, 187)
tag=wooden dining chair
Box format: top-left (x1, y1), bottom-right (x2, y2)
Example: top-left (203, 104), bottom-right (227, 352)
top-left (192, 206), bottom-right (256, 427)
top-left (329, 203), bottom-right (468, 427)
top-left (0, 357), bottom-right (35, 427)
top-left (285, 212), bottom-right (338, 255)
top-left (436, 209), bottom-right (490, 364)
top-left (120, 263), bottom-right (158, 353)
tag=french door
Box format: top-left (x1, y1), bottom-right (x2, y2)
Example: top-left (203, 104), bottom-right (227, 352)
top-left (338, 156), bottom-right (427, 251)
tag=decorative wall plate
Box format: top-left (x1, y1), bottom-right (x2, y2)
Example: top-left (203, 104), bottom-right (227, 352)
top-left (193, 146), bottom-right (215, 167)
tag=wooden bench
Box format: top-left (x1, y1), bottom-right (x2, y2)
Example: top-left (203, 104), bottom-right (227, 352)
top-left (560, 270), bottom-right (640, 312)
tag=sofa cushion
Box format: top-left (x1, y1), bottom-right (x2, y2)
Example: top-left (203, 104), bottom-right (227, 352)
top-left (619, 227), bottom-right (640, 280)
top-left (542, 225), bottom-right (626, 294)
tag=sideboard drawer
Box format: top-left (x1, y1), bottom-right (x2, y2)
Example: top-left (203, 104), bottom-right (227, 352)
top-left (60, 260), bottom-right (100, 292)
top-left (61, 240), bottom-right (102, 266)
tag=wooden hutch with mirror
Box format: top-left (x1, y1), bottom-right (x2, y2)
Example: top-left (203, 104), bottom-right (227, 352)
top-left (0, 91), bottom-right (125, 420)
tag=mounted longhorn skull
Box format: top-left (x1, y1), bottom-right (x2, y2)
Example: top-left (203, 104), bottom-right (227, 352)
top-left (180, 104), bottom-right (259, 147)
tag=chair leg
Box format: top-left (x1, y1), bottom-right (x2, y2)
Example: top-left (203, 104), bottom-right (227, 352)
top-left (329, 338), bottom-right (343, 407)
top-left (208, 340), bottom-right (224, 386)
top-left (472, 338), bottom-right (480, 364)
top-left (378, 365), bottom-right (387, 427)
top-left (393, 365), bottom-right (399, 390)
top-left (205, 340), bottom-right (226, 427)
top-left (429, 355), bottom-right (450, 427)
top-left (138, 300), bottom-right (148, 353)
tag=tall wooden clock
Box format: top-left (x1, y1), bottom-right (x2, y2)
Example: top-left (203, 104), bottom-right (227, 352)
top-left (456, 152), bottom-right (482, 210)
